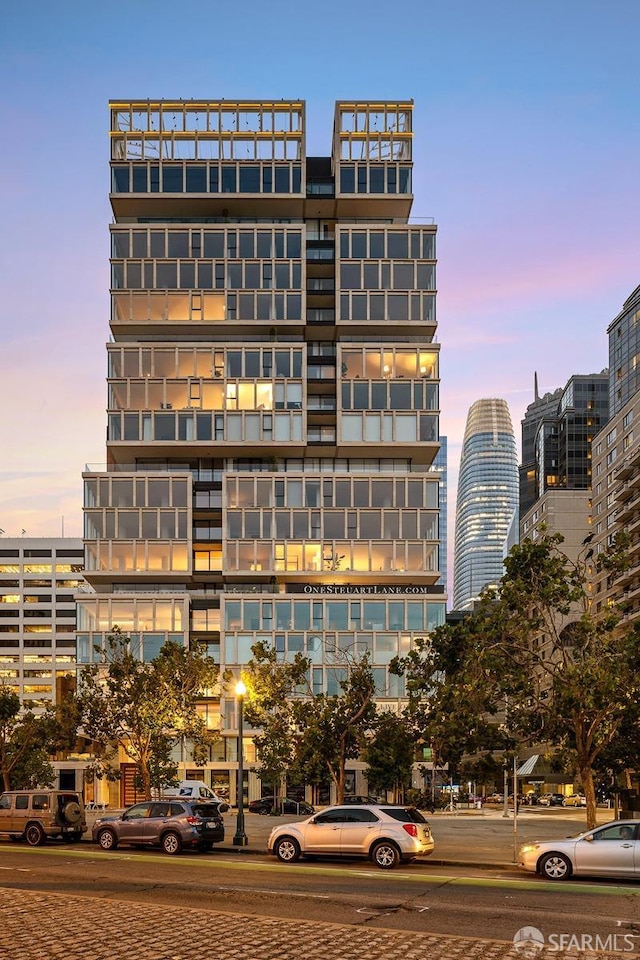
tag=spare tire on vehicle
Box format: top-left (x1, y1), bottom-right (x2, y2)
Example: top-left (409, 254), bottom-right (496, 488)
top-left (62, 801), bottom-right (82, 825)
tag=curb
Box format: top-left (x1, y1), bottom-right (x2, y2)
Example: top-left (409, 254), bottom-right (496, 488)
top-left (220, 844), bottom-right (515, 870)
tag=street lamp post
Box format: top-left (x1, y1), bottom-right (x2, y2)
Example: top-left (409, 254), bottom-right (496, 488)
top-left (232, 679), bottom-right (248, 846)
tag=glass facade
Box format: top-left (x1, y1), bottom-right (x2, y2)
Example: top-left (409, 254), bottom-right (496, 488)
top-left (82, 98), bottom-right (444, 795)
top-left (453, 400), bottom-right (518, 610)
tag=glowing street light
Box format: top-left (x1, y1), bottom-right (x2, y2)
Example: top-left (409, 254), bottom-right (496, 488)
top-left (232, 679), bottom-right (248, 846)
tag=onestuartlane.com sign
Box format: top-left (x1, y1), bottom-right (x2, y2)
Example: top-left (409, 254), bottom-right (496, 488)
top-left (289, 583), bottom-right (435, 595)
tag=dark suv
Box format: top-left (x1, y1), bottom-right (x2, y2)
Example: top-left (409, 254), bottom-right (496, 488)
top-left (92, 799), bottom-right (227, 855)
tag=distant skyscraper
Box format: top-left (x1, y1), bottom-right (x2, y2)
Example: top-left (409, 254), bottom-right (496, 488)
top-left (519, 371), bottom-right (609, 547)
top-left (434, 436), bottom-right (447, 597)
top-left (519, 375), bottom-right (562, 517)
top-left (453, 399), bottom-right (518, 609)
top-left (592, 283), bottom-right (640, 621)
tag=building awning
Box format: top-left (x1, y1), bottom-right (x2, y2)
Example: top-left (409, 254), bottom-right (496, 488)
top-left (516, 755), bottom-right (540, 777)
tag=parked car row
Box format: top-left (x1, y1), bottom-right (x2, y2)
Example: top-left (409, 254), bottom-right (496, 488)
top-left (0, 789), bottom-right (228, 856)
top-left (3, 789), bottom-right (639, 882)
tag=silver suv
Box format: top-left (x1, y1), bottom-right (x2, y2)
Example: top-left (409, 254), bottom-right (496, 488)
top-left (268, 804), bottom-right (435, 869)
top-left (0, 790), bottom-right (86, 846)
top-left (92, 799), bottom-right (228, 855)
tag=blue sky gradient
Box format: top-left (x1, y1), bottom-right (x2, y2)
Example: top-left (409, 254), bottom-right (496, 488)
top-left (1, 0), bottom-right (638, 559)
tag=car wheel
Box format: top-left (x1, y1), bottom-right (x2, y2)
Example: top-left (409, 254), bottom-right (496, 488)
top-left (25, 823), bottom-right (46, 847)
top-left (97, 828), bottom-right (118, 851)
top-left (539, 852), bottom-right (572, 881)
top-left (161, 831), bottom-right (182, 855)
top-left (62, 801), bottom-right (82, 825)
top-left (258, 807), bottom-right (270, 816)
top-left (275, 836), bottom-right (301, 863)
top-left (371, 841), bottom-right (400, 869)
top-left (197, 840), bottom-right (213, 852)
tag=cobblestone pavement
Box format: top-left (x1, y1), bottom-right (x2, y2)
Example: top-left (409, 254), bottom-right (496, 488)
top-left (0, 887), bottom-right (628, 960)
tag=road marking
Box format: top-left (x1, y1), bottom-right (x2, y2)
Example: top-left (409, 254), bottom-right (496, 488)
top-left (215, 885), bottom-right (329, 900)
top-left (1, 846), bottom-right (639, 898)
top-left (0, 866), bottom-right (30, 872)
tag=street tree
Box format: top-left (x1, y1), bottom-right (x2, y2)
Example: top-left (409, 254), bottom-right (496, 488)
top-left (363, 711), bottom-right (415, 802)
top-left (391, 618), bottom-right (509, 786)
top-left (77, 628), bottom-right (219, 799)
top-left (0, 686), bottom-right (77, 791)
top-left (242, 641), bottom-right (309, 806)
top-left (394, 532), bottom-right (640, 829)
top-left (243, 642), bottom-right (377, 803)
top-left (291, 654), bottom-right (377, 802)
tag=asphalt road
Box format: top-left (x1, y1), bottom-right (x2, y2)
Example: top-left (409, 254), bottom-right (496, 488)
top-left (0, 808), bottom-right (638, 949)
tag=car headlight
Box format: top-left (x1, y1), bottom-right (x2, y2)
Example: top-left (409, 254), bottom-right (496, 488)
top-left (519, 844), bottom-right (540, 854)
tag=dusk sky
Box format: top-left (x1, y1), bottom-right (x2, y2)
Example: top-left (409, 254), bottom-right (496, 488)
top-left (1, 0), bottom-right (638, 581)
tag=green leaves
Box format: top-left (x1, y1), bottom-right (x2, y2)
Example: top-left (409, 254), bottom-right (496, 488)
top-left (77, 628), bottom-right (219, 799)
top-left (243, 643), bottom-right (377, 802)
top-left (394, 530), bottom-right (640, 828)
top-left (0, 686), bottom-right (64, 790)
top-left (363, 712), bottom-right (415, 799)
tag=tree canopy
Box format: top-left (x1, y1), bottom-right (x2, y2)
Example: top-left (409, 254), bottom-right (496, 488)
top-left (243, 641), bottom-right (377, 803)
top-left (394, 531), bottom-right (640, 828)
top-left (77, 628), bottom-right (219, 799)
top-left (0, 686), bottom-right (76, 791)
top-left (363, 711), bottom-right (415, 801)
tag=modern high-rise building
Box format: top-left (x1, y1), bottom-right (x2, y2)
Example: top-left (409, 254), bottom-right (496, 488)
top-left (519, 377), bottom-right (562, 517)
top-left (519, 371), bottom-right (609, 550)
top-left (0, 538), bottom-right (84, 711)
top-left (79, 99), bottom-right (445, 804)
top-left (453, 398), bottom-right (518, 610)
top-left (592, 284), bottom-right (640, 619)
top-left (534, 374), bottom-right (609, 498)
top-left (434, 436), bottom-right (448, 596)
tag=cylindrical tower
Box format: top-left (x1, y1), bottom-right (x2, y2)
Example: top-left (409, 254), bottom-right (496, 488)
top-left (453, 398), bottom-right (518, 610)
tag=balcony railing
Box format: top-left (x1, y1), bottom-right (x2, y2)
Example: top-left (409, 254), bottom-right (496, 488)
top-left (308, 308), bottom-right (335, 324)
top-left (307, 181), bottom-right (334, 196)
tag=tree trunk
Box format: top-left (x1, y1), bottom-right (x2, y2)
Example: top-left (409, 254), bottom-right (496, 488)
top-left (0, 742), bottom-right (11, 791)
top-left (140, 755), bottom-right (152, 800)
top-left (334, 761), bottom-right (346, 804)
top-left (579, 763), bottom-right (598, 830)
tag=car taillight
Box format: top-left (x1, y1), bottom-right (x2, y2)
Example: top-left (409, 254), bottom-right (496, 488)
top-left (186, 816), bottom-right (200, 825)
top-left (402, 823), bottom-right (418, 838)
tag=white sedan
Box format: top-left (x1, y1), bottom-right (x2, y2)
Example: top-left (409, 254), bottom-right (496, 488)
top-left (519, 820), bottom-right (640, 881)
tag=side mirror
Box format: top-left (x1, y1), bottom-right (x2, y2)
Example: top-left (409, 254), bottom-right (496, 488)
top-left (582, 834), bottom-right (594, 842)
top-left (309, 816), bottom-right (317, 824)
top-left (218, 803), bottom-right (230, 814)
